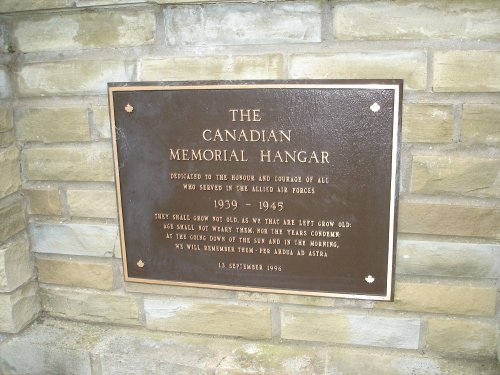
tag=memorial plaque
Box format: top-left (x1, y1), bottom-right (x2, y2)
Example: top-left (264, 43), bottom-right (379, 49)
top-left (108, 80), bottom-right (402, 300)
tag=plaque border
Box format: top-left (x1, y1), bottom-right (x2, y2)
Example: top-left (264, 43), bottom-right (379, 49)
top-left (108, 80), bottom-right (402, 301)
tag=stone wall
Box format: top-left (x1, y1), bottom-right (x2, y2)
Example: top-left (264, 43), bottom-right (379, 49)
top-left (0, 1), bottom-right (499, 374)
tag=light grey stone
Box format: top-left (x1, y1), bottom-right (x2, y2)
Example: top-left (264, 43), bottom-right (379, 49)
top-left (0, 67), bottom-right (11, 99)
top-left (397, 240), bottom-right (499, 278)
top-left (14, 9), bottom-right (155, 52)
top-left (325, 347), bottom-right (500, 375)
top-left (165, 2), bottom-right (321, 46)
top-left (1, 318), bottom-right (499, 375)
top-left (0, 233), bottom-right (33, 292)
top-left (32, 223), bottom-right (117, 257)
top-left (144, 298), bottom-right (272, 339)
top-left (0, 319), bottom-right (98, 375)
top-left (0, 282), bottom-right (40, 333)
top-left (0, 147), bottom-right (21, 200)
top-left (281, 308), bottom-right (420, 349)
top-left (17, 60), bottom-right (134, 97)
top-left (41, 287), bottom-right (140, 325)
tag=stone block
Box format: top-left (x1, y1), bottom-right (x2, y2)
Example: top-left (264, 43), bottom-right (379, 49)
top-left (433, 51), bottom-right (500, 92)
top-left (1, 318), bottom-right (499, 375)
top-left (0, 320), bottom-right (99, 375)
top-left (398, 202), bottom-right (499, 239)
top-left (14, 9), bottom-right (156, 52)
top-left (25, 187), bottom-right (61, 215)
top-left (462, 103), bottom-right (500, 145)
top-left (325, 347), bottom-right (500, 375)
top-left (402, 103), bottom-right (453, 143)
top-left (397, 240), bottom-right (499, 278)
top-left (17, 60), bottom-right (133, 97)
top-left (113, 232), bottom-right (121, 258)
top-left (237, 291), bottom-right (336, 307)
top-left (0, 0), bottom-right (71, 13)
top-left (410, 155), bottom-right (500, 198)
top-left (32, 223), bottom-right (118, 257)
top-left (141, 54), bottom-right (284, 81)
top-left (0, 130), bottom-right (15, 146)
top-left (0, 234), bottom-right (33, 292)
top-left (165, 2), bottom-right (321, 46)
top-left (0, 66), bottom-right (11, 99)
top-left (92, 105), bottom-right (110, 139)
top-left (144, 298), bottom-right (272, 339)
top-left (213, 342), bottom-right (326, 375)
top-left (0, 282), bottom-right (40, 333)
top-left (427, 319), bottom-right (496, 356)
top-left (0, 147), bottom-right (21, 199)
top-left (15, 107), bottom-right (90, 143)
top-left (289, 52), bottom-right (427, 90)
top-left (0, 108), bottom-right (12, 132)
top-left (0, 200), bottom-right (25, 243)
top-left (376, 281), bottom-right (496, 316)
top-left (67, 189), bottom-right (117, 218)
top-left (23, 144), bottom-right (114, 182)
top-left (37, 257), bottom-right (114, 290)
top-left (333, 2), bottom-right (500, 40)
top-left (281, 308), bottom-right (420, 349)
top-left (41, 286), bottom-right (140, 325)
top-left (126, 281), bottom-right (235, 299)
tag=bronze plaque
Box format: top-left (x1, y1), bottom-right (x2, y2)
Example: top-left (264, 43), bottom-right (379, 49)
top-left (108, 80), bottom-right (402, 300)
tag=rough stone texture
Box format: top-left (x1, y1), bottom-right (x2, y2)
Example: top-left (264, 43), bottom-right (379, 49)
top-left (0, 234), bottom-right (33, 292)
top-left (0, 130), bottom-right (15, 146)
top-left (41, 287), bottom-right (140, 325)
top-left (376, 281), bottom-right (497, 316)
top-left (410, 155), bottom-right (500, 198)
top-left (92, 105), bottom-right (111, 139)
top-left (32, 223), bottom-right (118, 257)
top-left (14, 9), bottom-right (156, 52)
top-left (0, 282), bottom-right (40, 333)
top-left (0, 108), bottom-right (12, 132)
top-left (0, 200), bottom-right (25, 243)
top-left (23, 144), bottom-right (114, 182)
top-left (140, 54), bottom-right (284, 81)
top-left (281, 308), bottom-right (420, 349)
top-left (397, 240), bottom-right (499, 278)
top-left (15, 107), bottom-right (90, 143)
top-left (0, 319), bottom-right (97, 375)
top-left (398, 202), bottom-right (500, 239)
top-left (433, 51), bottom-right (500, 92)
top-left (37, 257), bottom-right (114, 290)
top-left (25, 187), bottom-right (61, 215)
top-left (402, 103), bottom-right (454, 143)
top-left (66, 189), bottom-right (117, 218)
top-left (2, 318), bottom-right (499, 375)
top-left (237, 291), bottom-right (336, 307)
top-left (324, 347), bottom-right (500, 375)
top-left (0, 66), bottom-right (11, 99)
top-left (333, 2), bottom-right (500, 40)
top-left (144, 298), bottom-right (272, 339)
top-left (17, 60), bottom-right (134, 96)
top-left (0, 147), bottom-right (21, 199)
top-left (462, 103), bottom-right (500, 145)
top-left (113, 233), bottom-right (121, 258)
top-left (126, 281), bottom-right (236, 299)
top-left (165, 2), bottom-right (321, 46)
top-left (0, 0), bottom-right (71, 13)
top-left (289, 52), bottom-right (426, 90)
top-left (427, 319), bottom-right (496, 356)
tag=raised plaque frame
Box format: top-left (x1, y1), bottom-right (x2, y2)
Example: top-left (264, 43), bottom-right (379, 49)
top-left (109, 80), bottom-right (402, 301)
